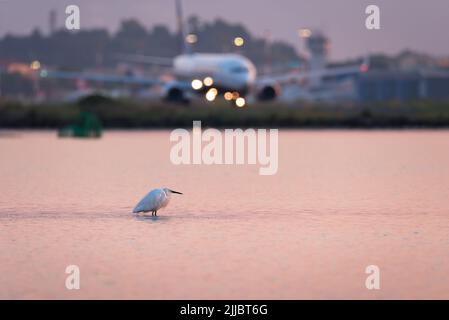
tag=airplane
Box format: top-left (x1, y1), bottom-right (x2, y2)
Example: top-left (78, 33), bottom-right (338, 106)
top-left (38, 0), bottom-right (369, 106)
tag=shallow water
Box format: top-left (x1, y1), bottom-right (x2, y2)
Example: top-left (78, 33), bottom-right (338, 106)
top-left (1, 130), bottom-right (448, 299)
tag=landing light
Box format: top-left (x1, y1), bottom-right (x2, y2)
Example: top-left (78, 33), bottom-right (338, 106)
top-left (235, 97), bottom-right (246, 108)
top-left (203, 77), bottom-right (214, 86)
top-left (224, 92), bottom-right (233, 101)
top-left (206, 89), bottom-right (217, 101)
top-left (191, 79), bottom-right (203, 90)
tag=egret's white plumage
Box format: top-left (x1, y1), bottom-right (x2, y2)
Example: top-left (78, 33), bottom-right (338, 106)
top-left (133, 188), bottom-right (182, 216)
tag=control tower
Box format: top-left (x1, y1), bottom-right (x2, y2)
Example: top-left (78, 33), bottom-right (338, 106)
top-left (305, 30), bottom-right (329, 72)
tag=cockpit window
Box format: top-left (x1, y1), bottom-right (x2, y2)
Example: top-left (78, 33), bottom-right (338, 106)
top-left (230, 66), bottom-right (248, 74)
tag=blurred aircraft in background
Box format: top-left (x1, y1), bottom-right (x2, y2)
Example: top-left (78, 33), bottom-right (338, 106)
top-left (36, 0), bottom-right (369, 106)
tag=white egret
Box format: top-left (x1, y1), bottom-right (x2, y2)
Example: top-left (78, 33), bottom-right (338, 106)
top-left (133, 188), bottom-right (183, 216)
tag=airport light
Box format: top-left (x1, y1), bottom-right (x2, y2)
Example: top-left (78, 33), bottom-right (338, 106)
top-left (360, 63), bottom-right (369, 73)
top-left (186, 34), bottom-right (198, 44)
top-left (30, 60), bottom-right (41, 70)
top-left (203, 77), bottom-right (214, 86)
top-left (298, 28), bottom-right (312, 38)
top-left (191, 79), bottom-right (203, 90)
top-left (234, 37), bottom-right (245, 47)
top-left (235, 97), bottom-right (246, 108)
top-left (224, 92), bottom-right (233, 101)
top-left (206, 88), bottom-right (217, 101)
top-left (40, 69), bottom-right (48, 78)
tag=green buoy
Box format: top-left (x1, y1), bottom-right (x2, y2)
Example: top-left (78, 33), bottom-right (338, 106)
top-left (58, 112), bottom-right (103, 138)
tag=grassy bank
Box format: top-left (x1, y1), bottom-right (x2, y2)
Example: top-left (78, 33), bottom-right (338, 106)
top-left (1, 98), bottom-right (449, 129)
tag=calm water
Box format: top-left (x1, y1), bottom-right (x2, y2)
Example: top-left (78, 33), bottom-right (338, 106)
top-left (1, 130), bottom-right (448, 299)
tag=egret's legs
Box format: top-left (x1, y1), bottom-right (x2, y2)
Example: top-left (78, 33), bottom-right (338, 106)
top-left (155, 211), bottom-right (158, 217)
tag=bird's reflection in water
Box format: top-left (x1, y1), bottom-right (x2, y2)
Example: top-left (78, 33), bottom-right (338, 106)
top-left (135, 215), bottom-right (170, 223)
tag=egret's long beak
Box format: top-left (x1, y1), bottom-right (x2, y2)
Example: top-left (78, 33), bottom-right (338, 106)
top-left (170, 190), bottom-right (183, 195)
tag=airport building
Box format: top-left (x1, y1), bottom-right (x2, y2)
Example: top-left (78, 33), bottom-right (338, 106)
top-left (357, 70), bottom-right (449, 102)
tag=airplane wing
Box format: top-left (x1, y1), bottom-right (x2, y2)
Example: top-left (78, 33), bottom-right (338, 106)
top-left (114, 53), bottom-right (174, 67)
top-left (258, 56), bottom-right (370, 85)
top-left (40, 69), bottom-right (163, 86)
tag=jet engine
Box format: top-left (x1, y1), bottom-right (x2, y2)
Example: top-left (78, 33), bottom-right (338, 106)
top-left (161, 81), bottom-right (190, 104)
top-left (256, 82), bottom-right (281, 101)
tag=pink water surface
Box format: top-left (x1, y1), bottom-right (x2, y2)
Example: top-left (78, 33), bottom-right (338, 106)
top-left (0, 130), bottom-right (448, 299)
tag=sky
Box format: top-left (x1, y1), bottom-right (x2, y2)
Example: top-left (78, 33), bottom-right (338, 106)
top-left (0, 0), bottom-right (448, 61)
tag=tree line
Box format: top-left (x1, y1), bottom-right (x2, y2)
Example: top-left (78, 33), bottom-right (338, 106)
top-left (0, 17), bottom-right (302, 69)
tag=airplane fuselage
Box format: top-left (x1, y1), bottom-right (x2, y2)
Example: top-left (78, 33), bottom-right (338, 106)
top-left (173, 53), bottom-right (257, 96)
